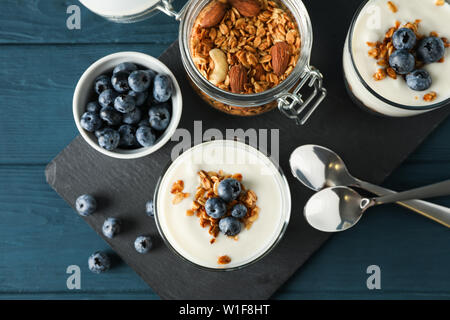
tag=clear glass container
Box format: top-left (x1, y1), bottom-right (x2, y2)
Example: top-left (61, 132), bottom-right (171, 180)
top-left (153, 140), bottom-right (292, 271)
top-left (79, 0), bottom-right (326, 124)
top-left (343, 0), bottom-right (450, 117)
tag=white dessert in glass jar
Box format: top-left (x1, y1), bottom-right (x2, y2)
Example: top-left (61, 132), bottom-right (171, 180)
top-left (154, 140), bottom-right (291, 270)
top-left (79, 0), bottom-right (161, 22)
top-left (343, 0), bottom-right (450, 116)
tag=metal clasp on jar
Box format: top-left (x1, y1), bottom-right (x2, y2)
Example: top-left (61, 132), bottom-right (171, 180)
top-left (156, 0), bottom-right (188, 20)
top-left (277, 65), bottom-right (327, 125)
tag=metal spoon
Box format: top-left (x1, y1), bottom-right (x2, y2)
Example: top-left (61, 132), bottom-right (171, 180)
top-left (304, 180), bottom-right (450, 232)
top-left (290, 145), bottom-right (450, 228)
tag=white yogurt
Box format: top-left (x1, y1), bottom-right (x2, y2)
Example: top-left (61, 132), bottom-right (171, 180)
top-left (155, 140), bottom-right (291, 269)
top-left (79, 0), bottom-right (160, 17)
top-left (343, 0), bottom-right (450, 116)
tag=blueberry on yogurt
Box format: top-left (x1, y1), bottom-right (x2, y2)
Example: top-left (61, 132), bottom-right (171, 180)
top-left (389, 49), bottom-right (415, 75)
top-left (75, 194), bottom-right (97, 216)
top-left (88, 251), bottom-right (110, 274)
top-left (416, 36), bottom-right (445, 64)
top-left (134, 235), bottom-right (153, 254)
top-left (80, 112), bottom-right (102, 132)
top-left (219, 217), bottom-right (242, 236)
top-left (149, 103), bottom-right (171, 131)
top-left (218, 178), bottom-right (242, 202)
top-left (97, 128), bottom-right (120, 151)
top-left (406, 69), bottom-right (432, 91)
top-left (153, 74), bottom-right (173, 103)
top-left (205, 198), bottom-right (227, 219)
top-left (102, 217), bottom-right (122, 239)
top-left (231, 203), bottom-right (247, 219)
top-left (392, 28), bottom-right (417, 50)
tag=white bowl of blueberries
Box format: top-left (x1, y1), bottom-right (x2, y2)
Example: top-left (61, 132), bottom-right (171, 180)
top-left (73, 52), bottom-right (182, 159)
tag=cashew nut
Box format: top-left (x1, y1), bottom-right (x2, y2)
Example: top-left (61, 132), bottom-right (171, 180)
top-left (209, 48), bottom-right (228, 85)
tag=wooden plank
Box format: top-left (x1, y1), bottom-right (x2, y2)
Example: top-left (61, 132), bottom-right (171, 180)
top-left (0, 164), bottom-right (448, 299)
top-left (0, 0), bottom-right (182, 44)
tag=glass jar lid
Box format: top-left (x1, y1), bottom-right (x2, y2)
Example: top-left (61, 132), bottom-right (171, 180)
top-left (79, 0), bottom-right (163, 21)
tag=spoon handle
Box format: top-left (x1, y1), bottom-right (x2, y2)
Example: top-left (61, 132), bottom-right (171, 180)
top-left (356, 180), bottom-right (450, 228)
top-left (373, 180), bottom-right (450, 206)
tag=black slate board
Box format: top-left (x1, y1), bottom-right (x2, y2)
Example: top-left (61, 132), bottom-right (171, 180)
top-left (46, 0), bottom-right (450, 299)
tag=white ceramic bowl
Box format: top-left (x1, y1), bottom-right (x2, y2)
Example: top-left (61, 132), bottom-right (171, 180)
top-left (73, 52), bottom-right (182, 159)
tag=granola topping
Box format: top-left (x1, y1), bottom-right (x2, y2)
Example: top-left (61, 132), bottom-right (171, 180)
top-left (190, 0), bottom-right (301, 94)
top-left (218, 255), bottom-right (232, 264)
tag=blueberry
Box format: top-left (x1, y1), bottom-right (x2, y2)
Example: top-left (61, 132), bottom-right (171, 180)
top-left (205, 198), bottom-right (227, 219)
top-left (95, 128), bottom-right (106, 138)
top-left (98, 128), bottom-right (120, 151)
top-left (113, 62), bottom-right (138, 75)
top-left (136, 126), bottom-right (156, 147)
top-left (123, 107), bottom-right (141, 125)
top-left (98, 89), bottom-right (118, 108)
top-left (389, 49), bottom-right (415, 75)
top-left (118, 124), bottom-right (137, 147)
top-left (153, 74), bottom-right (173, 103)
top-left (416, 37), bottom-right (445, 63)
top-left (231, 203), bottom-right (247, 219)
top-left (99, 106), bottom-right (122, 126)
top-left (149, 104), bottom-right (171, 131)
top-left (102, 217), bottom-right (122, 239)
top-left (94, 75), bottom-right (112, 95)
top-left (219, 217), bottom-right (241, 236)
top-left (80, 112), bottom-right (102, 132)
top-left (392, 28), bottom-right (417, 50)
top-left (145, 200), bottom-right (154, 217)
top-left (128, 70), bottom-right (152, 93)
top-left (86, 101), bottom-right (101, 113)
top-left (111, 71), bottom-right (131, 93)
top-left (88, 251), bottom-right (110, 274)
top-left (138, 117), bottom-right (150, 127)
top-left (75, 194), bottom-right (97, 216)
top-left (129, 90), bottom-right (148, 107)
top-left (218, 178), bottom-right (242, 202)
top-left (134, 235), bottom-right (153, 254)
top-left (114, 94), bottom-right (136, 113)
top-left (406, 69), bottom-right (432, 91)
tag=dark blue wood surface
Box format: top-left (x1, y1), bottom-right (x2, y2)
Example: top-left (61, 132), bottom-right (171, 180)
top-left (0, 0), bottom-right (449, 299)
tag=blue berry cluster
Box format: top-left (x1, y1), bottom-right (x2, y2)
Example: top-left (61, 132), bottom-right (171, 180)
top-left (80, 62), bottom-right (174, 151)
top-left (389, 28), bottom-right (446, 91)
top-left (204, 178), bottom-right (247, 237)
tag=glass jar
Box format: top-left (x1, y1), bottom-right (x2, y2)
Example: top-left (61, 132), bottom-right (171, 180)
top-left (80, 0), bottom-right (327, 124)
top-left (343, 0), bottom-right (450, 117)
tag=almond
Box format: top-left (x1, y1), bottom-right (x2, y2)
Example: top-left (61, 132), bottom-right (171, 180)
top-left (271, 42), bottom-right (290, 76)
top-left (198, 1), bottom-right (227, 28)
top-left (229, 0), bottom-right (261, 17)
top-left (229, 64), bottom-right (247, 93)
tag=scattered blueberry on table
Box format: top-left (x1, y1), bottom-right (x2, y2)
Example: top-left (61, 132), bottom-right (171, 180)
top-left (146, 200), bottom-right (154, 217)
top-left (75, 194), bottom-right (97, 216)
top-left (88, 251), bottom-right (111, 274)
top-left (134, 236), bottom-right (153, 254)
top-left (102, 217), bottom-right (122, 239)
top-left (80, 62), bottom-right (174, 151)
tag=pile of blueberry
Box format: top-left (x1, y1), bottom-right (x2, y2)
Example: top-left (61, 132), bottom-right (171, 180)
top-left (80, 62), bottom-right (174, 151)
top-left (389, 28), bottom-right (446, 91)
top-left (205, 178), bottom-right (245, 237)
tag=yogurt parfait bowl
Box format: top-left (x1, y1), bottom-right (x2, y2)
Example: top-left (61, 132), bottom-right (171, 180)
top-left (153, 140), bottom-right (291, 271)
top-left (343, 0), bottom-right (450, 117)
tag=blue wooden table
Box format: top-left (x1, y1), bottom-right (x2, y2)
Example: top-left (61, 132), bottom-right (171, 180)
top-left (0, 0), bottom-right (449, 300)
